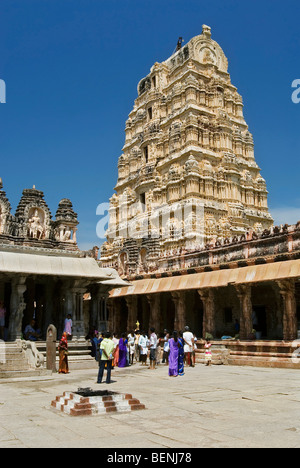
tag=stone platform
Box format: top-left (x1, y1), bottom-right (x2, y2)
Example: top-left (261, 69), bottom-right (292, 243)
top-left (51, 389), bottom-right (146, 416)
top-left (196, 340), bottom-right (300, 369)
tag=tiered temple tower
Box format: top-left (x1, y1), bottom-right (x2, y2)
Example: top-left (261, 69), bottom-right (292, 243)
top-left (101, 25), bottom-right (273, 277)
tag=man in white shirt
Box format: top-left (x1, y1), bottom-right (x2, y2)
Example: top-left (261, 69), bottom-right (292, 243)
top-left (148, 327), bottom-right (157, 370)
top-left (183, 326), bottom-right (194, 367)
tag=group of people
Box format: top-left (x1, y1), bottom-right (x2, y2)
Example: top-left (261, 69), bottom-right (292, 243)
top-left (95, 328), bottom-right (161, 384)
top-left (89, 327), bottom-right (161, 371)
top-left (165, 326), bottom-right (208, 378)
top-left (89, 325), bottom-right (213, 383)
top-left (4, 310), bottom-right (213, 378)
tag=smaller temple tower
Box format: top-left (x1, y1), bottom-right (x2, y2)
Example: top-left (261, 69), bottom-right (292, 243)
top-left (54, 198), bottom-right (78, 245)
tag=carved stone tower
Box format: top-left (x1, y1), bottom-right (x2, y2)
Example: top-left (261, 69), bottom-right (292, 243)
top-left (101, 25), bottom-right (273, 277)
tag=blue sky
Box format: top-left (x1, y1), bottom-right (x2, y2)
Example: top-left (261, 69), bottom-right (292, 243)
top-left (0, 0), bottom-right (300, 250)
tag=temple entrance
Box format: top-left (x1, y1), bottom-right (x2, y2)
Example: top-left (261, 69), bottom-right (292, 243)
top-left (186, 290), bottom-right (203, 338)
top-left (22, 280), bottom-right (46, 338)
top-left (252, 306), bottom-right (267, 338)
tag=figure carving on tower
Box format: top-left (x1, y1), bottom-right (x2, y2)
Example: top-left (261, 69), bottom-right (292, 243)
top-left (28, 208), bottom-right (45, 239)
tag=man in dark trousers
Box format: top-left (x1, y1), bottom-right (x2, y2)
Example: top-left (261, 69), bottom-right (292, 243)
top-left (97, 332), bottom-right (115, 384)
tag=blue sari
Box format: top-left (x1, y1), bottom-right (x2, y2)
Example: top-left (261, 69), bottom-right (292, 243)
top-left (178, 337), bottom-right (184, 375)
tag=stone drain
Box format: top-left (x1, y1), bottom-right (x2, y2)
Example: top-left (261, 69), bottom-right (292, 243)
top-left (51, 388), bottom-right (146, 416)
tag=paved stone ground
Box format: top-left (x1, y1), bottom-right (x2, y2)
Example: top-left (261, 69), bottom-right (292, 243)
top-left (0, 363), bottom-right (299, 448)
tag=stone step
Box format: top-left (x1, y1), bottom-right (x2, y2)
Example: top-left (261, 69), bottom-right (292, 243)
top-left (0, 361), bottom-right (31, 371)
top-left (36, 341), bottom-right (97, 370)
top-left (0, 368), bottom-right (52, 379)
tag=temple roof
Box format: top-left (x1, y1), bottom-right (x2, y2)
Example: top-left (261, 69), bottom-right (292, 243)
top-left (0, 249), bottom-right (124, 282)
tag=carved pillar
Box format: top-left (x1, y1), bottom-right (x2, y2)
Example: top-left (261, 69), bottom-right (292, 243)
top-left (146, 294), bottom-right (160, 332)
top-left (171, 291), bottom-right (186, 332)
top-left (8, 277), bottom-right (27, 341)
top-left (277, 279), bottom-right (297, 341)
top-left (198, 288), bottom-right (215, 339)
top-left (235, 284), bottom-right (252, 340)
top-left (125, 296), bottom-right (138, 332)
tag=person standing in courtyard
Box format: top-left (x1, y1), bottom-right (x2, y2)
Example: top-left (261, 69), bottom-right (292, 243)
top-left (162, 329), bottom-right (170, 365)
top-left (139, 331), bottom-right (148, 366)
top-left (97, 332), bottom-right (115, 384)
top-left (63, 314), bottom-right (73, 340)
top-left (112, 333), bottom-right (119, 367)
top-left (148, 327), bottom-right (157, 370)
top-left (168, 331), bottom-right (179, 377)
top-left (204, 339), bottom-right (212, 366)
top-left (58, 332), bottom-right (69, 374)
top-left (183, 326), bottom-right (194, 367)
top-left (128, 331), bottom-right (135, 365)
top-left (134, 329), bottom-right (141, 363)
top-left (178, 331), bottom-right (185, 376)
top-left (118, 333), bottom-right (128, 368)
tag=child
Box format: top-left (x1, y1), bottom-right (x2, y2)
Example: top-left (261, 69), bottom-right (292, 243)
top-left (204, 339), bottom-right (212, 366)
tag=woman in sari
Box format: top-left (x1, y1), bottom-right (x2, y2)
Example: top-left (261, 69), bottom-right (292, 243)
top-left (58, 332), bottom-right (69, 374)
top-left (168, 331), bottom-right (179, 377)
top-left (112, 333), bottom-right (119, 368)
top-left (118, 333), bottom-right (128, 368)
top-left (178, 331), bottom-right (185, 376)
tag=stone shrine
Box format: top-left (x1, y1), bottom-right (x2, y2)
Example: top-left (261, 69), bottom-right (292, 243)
top-left (0, 180), bottom-right (126, 342)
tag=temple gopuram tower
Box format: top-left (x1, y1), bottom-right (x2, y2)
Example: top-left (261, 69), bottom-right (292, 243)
top-left (101, 25), bottom-right (273, 277)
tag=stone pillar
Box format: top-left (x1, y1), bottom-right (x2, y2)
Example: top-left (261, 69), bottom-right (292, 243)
top-left (277, 279), bottom-right (297, 341)
top-left (171, 291), bottom-right (186, 332)
top-left (125, 296), bottom-right (138, 332)
top-left (198, 288), bottom-right (215, 339)
top-left (146, 294), bottom-right (160, 333)
top-left (46, 324), bottom-right (57, 373)
top-left (235, 284), bottom-right (252, 340)
top-left (8, 277), bottom-right (27, 341)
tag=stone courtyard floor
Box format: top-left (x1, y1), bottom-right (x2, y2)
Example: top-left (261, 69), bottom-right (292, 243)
top-left (0, 363), bottom-right (299, 448)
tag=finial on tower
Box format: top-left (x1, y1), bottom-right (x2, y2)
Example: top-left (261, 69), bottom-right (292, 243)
top-left (202, 25), bottom-right (212, 39)
top-left (176, 37), bottom-right (184, 52)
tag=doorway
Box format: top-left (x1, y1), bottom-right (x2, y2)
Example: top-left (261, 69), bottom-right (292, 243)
top-left (252, 306), bottom-right (267, 338)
